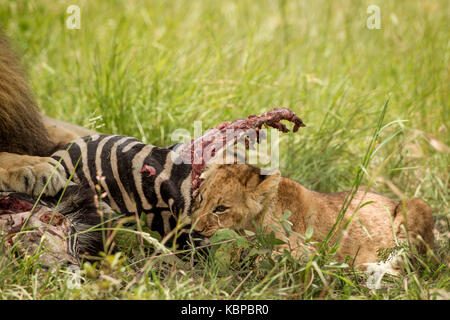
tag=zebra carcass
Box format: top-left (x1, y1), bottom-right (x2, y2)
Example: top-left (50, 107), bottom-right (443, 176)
top-left (2, 108), bottom-right (305, 265)
top-left (0, 185), bottom-right (109, 267)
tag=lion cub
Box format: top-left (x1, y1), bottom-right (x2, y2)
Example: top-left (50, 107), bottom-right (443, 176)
top-left (191, 164), bottom-right (434, 267)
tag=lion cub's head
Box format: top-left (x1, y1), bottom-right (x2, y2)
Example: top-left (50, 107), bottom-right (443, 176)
top-left (191, 164), bottom-right (281, 237)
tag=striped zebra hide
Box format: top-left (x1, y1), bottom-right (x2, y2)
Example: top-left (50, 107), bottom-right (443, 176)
top-left (51, 135), bottom-right (193, 245)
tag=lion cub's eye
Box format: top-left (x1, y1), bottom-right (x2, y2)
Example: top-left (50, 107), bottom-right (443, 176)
top-left (213, 205), bottom-right (229, 214)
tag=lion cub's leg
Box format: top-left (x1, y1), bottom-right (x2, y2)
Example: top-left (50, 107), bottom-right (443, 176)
top-left (393, 198), bottom-right (434, 252)
top-left (266, 225), bottom-right (309, 259)
top-left (283, 233), bottom-right (309, 259)
top-left (364, 199), bottom-right (434, 289)
top-left (0, 152), bottom-right (67, 197)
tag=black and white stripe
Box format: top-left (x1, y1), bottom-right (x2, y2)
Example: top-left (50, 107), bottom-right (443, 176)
top-left (52, 134), bottom-right (193, 240)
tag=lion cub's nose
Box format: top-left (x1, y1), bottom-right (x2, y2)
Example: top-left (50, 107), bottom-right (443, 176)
top-left (193, 224), bottom-right (205, 233)
top-left (192, 218), bottom-right (206, 233)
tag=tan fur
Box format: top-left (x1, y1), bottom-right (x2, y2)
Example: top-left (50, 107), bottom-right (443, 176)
top-left (191, 164), bottom-right (434, 267)
top-left (42, 115), bottom-right (96, 146)
top-left (0, 32), bottom-right (89, 197)
top-left (0, 152), bottom-right (68, 197)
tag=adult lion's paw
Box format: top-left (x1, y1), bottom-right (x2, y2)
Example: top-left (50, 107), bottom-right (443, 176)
top-left (0, 156), bottom-right (67, 197)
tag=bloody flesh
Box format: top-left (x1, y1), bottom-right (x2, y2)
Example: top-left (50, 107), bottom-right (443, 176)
top-left (0, 196), bottom-right (35, 214)
top-left (181, 107), bottom-right (306, 196)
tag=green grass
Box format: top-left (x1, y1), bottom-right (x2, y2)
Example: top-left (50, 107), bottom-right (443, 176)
top-left (0, 0), bottom-right (448, 299)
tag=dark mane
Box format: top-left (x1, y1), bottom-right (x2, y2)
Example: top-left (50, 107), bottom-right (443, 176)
top-left (0, 31), bottom-right (55, 156)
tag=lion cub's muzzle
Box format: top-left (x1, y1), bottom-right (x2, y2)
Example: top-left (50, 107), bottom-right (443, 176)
top-left (189, 230), bottom-right (211, 247)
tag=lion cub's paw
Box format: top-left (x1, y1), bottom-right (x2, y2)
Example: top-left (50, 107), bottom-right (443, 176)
top-left (0, 157), bottom-right (67, 197)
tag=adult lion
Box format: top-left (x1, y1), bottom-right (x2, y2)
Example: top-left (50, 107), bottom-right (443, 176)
top-left (0, 32), bottom-right (94, 197)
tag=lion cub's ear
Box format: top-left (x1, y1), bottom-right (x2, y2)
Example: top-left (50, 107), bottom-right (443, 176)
top-left (200, 163), bottom-right (219, 180)
top-left (252, 170), bottom-right (281, 203)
